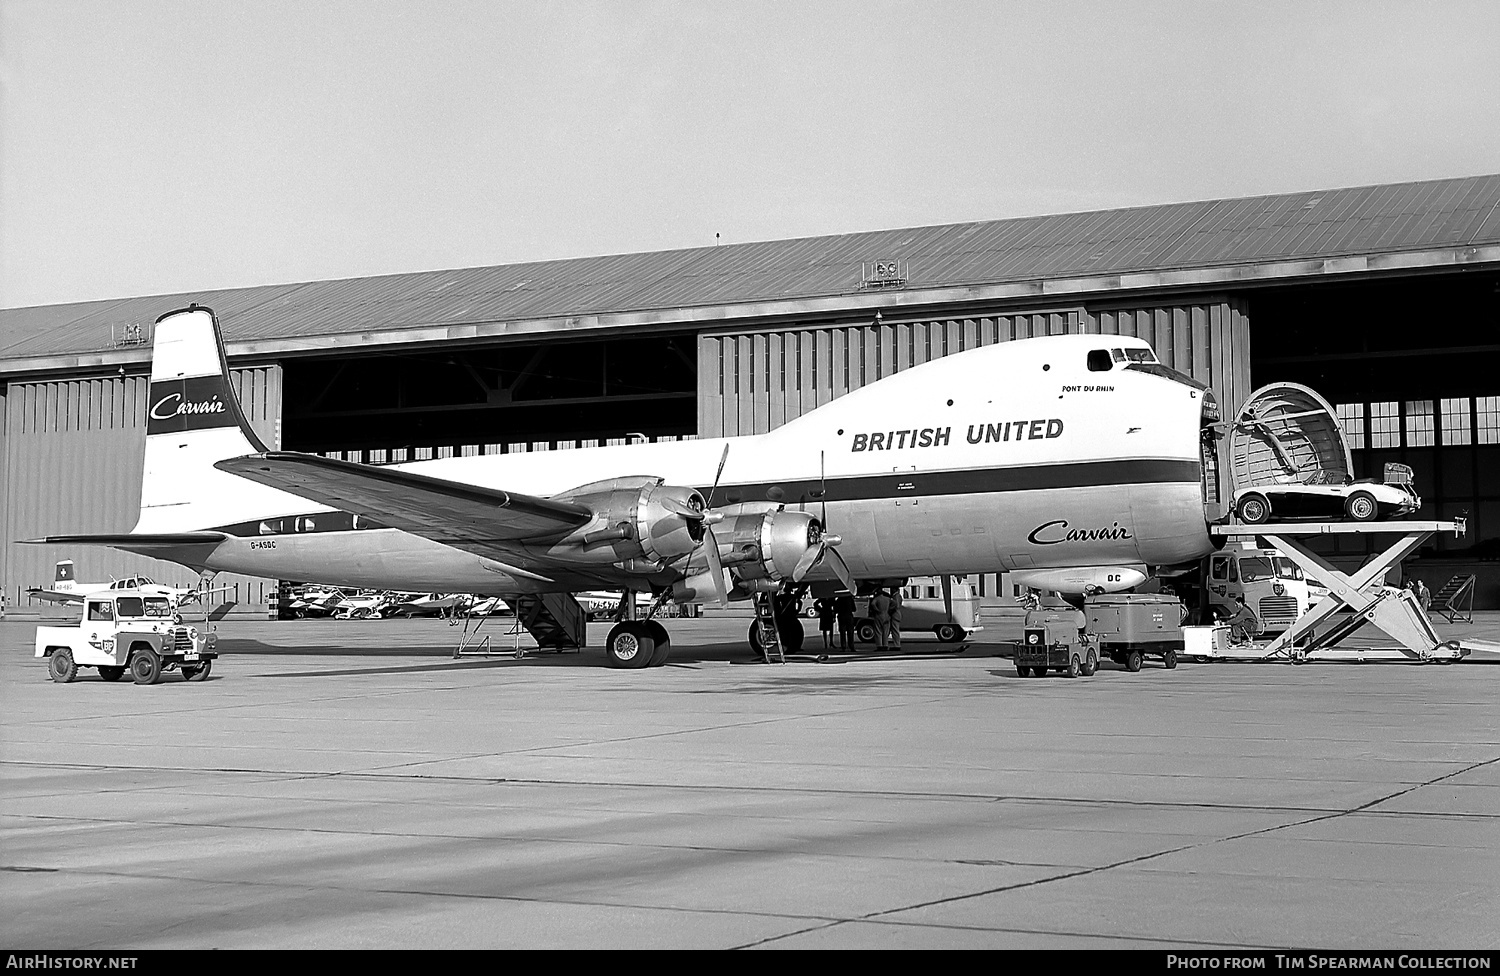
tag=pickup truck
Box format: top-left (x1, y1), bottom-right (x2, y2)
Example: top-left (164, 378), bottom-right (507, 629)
top-left (36, 590), bottom-right (217, 685)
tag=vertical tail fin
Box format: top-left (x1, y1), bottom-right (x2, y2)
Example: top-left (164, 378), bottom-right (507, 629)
top-left (134, 306), bottom-right (309, 534)
top-left (55, 560), bottom-right (75, 583)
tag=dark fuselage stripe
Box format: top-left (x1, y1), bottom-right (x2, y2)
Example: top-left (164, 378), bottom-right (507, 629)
top-left (211, 458), bottom-right (1201, 537)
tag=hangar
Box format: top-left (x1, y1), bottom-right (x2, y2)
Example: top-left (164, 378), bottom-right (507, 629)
top-left (2, 173), bottom-right (1498, 612)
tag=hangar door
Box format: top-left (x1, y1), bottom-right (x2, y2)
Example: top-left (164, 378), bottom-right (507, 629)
top-left (1, 367), bottom-right (283, 611)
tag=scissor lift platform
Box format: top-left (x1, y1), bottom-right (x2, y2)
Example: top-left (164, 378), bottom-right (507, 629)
top-left (1204, 520), bottom-right (1476, 663)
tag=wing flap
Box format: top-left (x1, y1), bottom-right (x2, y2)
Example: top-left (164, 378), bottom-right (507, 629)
top-left (214, 453), bottom-right (592, 544)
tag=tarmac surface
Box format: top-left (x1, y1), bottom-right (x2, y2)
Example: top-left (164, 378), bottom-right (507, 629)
top-left (2, 612), bottom-right (1498, 950)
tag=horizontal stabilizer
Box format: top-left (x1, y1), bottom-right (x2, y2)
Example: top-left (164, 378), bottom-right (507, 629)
top-left (23, 532), bottom-right (229, 547)
top-left (215, 453), bottom-right (593, 548)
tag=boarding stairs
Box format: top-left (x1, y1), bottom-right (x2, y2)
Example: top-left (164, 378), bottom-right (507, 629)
top-left (1431, 574), bottom-right (1476, 624)
top-left (455, 592), bottom-right (586, 659)
top-left (752, 592), bottom-right (785, 664)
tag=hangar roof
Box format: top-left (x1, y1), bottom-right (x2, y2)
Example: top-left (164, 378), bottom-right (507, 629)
top-left (3, 172), bottom-right (1499, 375)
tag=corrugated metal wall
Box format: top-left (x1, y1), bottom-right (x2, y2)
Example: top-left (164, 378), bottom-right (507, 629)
top-left (2, 367), bottom-right (282, 610)
top-left (697, 297), bottom-right (1252, 437)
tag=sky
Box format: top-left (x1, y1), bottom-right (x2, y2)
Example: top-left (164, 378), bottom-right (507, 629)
top-left (2, 0), bottom-right (1499, 309)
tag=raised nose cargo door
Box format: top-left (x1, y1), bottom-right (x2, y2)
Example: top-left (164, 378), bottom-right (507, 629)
top-left (1226, 382), bottom-right (1352, 496)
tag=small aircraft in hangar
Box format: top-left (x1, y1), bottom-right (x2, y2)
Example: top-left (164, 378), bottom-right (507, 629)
top-left (30, 306), bottom-right (1222, 668)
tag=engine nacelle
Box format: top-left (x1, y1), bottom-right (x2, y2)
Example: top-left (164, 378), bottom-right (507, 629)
top-left (715, 509), bottom-right (822, 584)
top-left (551, 478), bottom-right (706, 567)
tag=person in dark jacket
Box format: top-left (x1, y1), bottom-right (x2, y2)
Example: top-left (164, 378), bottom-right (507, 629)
top-left (871, 588), bottom-right (894, 651)
top-left (815, 597), bottom-right (836, 649)
top-left (835, 593), bottom-right (856, 652)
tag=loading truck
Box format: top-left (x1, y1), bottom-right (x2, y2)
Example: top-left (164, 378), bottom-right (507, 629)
top-left (36, 590), bottom-right (217, 685)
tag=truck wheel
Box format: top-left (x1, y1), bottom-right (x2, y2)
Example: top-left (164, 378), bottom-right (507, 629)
top-left (130, 649), bottom-right (162, 685)
top-left (1067, 653), bottom-right (1082, 678)
top-left (1163, 649), bottom-right (1179, 670)
top-left (855, 619), bottom-right (878, 643)
top-left (48, 650), bottom-right (77, 683)
top-left (935, 623), bottom-right (964, 643)
top-left (1032, 665), bottom-right (1047, 677)
top-left (1124, 650), bottom-right (1143, 673)
top-left (1082, 649), bottom-right (1098, 677)
top-left (98, 666), bottom-right (124, 682)
top-left (1015, 663), bottom-right (1031, 677)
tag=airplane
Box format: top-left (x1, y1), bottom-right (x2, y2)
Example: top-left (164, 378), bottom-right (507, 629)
top-left (26, 559), bottom-right (200, 605)
top-left (27, 305), bottom-right (1220, 669)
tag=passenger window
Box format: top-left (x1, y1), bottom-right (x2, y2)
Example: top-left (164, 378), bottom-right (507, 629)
top-left (259, 520), bottom-right (281, 535)
top-left (297, 517), bottom-right (316, 533)
top-left (117, 597), bottom-right (143, 617)
top-left (88, 601), bottom-right (114, 621)
top-left (1087, 350), bottom-right (1113, 372)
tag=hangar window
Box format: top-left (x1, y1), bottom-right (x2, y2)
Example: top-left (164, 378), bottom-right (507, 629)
top-left (1337, 404), bottom-right (1366, 450)
top-left (1087, 350), bottom-right (1113, 372)
top-left (1404, 401), bottom-right (1434, 447)
top-left (1441, 399), bottom-right (1471, 445)
top-left (1369, 402), bottom-right (1400, 448)
top-left (1478, 397), bottom-right (1500, 445)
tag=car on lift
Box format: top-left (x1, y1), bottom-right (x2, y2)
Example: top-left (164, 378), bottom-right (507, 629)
top-left (1234, 464), bottom-right (1421, 524)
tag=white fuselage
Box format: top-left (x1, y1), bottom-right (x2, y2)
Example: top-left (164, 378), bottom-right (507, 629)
top-left (182, 335), bottom-right (1214, 594)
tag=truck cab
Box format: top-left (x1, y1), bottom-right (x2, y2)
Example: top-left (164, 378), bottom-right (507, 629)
top-left (36, 589), bottom-right (217, 685)
top-left (1202, 544), bottom-right (1310, 634)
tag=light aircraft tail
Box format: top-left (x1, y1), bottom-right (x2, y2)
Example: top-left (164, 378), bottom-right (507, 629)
top-left (55, 560), bottom-right (75, 585)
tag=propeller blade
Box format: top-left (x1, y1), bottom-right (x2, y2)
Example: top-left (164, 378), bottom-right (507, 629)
top-left (820, 450), bottom-right (827, 527)
top-left (792, 544), bottom-right (822, 583)
top-left (702, 524), bottom-right (729, 607)
top-left (705, 443), bottom-right (730, 509)
top-left (827, 547), bottom-right (856, 594)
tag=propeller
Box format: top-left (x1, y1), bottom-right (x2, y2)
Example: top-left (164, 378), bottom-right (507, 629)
top-left (692, 443), bottom-right (731, 607)
top-left (791, 451), bottom-right (855, 593)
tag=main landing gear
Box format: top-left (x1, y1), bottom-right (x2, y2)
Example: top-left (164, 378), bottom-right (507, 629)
top-left (603, 618), bottom-right (672, 669)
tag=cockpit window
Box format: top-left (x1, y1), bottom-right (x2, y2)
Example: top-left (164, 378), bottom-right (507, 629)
top-left (1122, 347), bottom-right (1156, 363)
top-left (1111, 349), bottom-right (1128, 362)
top-left (1086, 350), bottom-right (1113, 372)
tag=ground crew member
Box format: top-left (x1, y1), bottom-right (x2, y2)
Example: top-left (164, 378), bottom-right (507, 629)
top-left (888, 586), bottom-right (903, 650)
top-left (1225, 594), bottom-right (1260, 643)
top-left (835, 592), bottom-right (856, 652)
top-left (870, 588), bottom-right (894, 650)
top-left (815, 596), bottom-right (836, 649)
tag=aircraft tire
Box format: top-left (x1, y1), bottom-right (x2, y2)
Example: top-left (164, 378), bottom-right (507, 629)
top-left (98, 666), bottom-right (124, 682)
top-left (604, 623), bottom-right (653, 670)
top-left (779, 616), bottom-right (804, 654)
top-left (644, 622), bottom-right (671, 667)
top-left (855, 619), bottom-right (878, 643)
top-left (48, 650), bottom-right (77, 684)
top-left (1124, 650), bottom-right (1143, 673)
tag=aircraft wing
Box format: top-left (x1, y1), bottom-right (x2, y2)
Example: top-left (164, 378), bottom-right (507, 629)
top-left (24, 588), bottom-right (85, 604)
top-left (215, 453), bottom-right (594, 550)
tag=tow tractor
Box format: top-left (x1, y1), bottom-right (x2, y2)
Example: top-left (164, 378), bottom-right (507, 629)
top-left (36, 589), bottom-right (217, 684)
